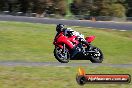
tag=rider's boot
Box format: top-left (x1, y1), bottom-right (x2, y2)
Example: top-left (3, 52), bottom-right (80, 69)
top-left (82, 40), bottom-right (89, 46)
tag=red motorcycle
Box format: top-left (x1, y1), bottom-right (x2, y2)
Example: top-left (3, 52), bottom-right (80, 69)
top-left (53, 31), bottom-right (103, 63)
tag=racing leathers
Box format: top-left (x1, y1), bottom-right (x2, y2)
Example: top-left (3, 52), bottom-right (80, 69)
top-left (63, 28), bottom-right (89, 58)
top-left (64, 28), bottom-right (89, 46)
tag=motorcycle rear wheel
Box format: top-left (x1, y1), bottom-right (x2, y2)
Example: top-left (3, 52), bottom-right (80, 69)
top-left (54, 46), bottom-right (70, 63)
top-left (90, 46), bottom-right (103, 63)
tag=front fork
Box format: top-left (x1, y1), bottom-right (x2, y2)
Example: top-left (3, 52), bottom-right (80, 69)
top-left (63, 44), bottom-right (67, 59)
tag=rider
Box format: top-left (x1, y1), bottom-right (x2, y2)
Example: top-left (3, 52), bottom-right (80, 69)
top-left (56, 24), bottom-right (89, 46)
top-left (55, 24), bottom-right (89, 58)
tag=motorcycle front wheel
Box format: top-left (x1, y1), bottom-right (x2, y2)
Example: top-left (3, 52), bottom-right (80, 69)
top-left (54, 46), bottom-right (70, 63)
top-left (90, 46), bottom-right (103, 63)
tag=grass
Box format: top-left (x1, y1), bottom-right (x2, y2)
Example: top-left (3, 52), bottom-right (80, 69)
top-left (0, 21), bottom-right (132, 63)
top-left (0, 66), bottom-right (131, 88)
top-left (0, 21), bottom-right (132, 88)
top-left (0, 21), bottom-right (55, 62)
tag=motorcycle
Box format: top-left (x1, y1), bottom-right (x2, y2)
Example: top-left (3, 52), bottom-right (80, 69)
top-left (53, 31), bottom-right (103, 63)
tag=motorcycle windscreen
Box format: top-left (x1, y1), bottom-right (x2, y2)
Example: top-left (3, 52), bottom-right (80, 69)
top-left (85, 36), bottom-right (95, 43)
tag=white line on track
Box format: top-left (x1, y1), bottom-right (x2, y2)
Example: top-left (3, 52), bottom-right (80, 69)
top-left (119, 30), bottom-right (127, 31)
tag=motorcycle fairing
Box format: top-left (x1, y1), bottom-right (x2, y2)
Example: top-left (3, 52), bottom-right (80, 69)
top-left (53, 32), bottom-right (77, 50)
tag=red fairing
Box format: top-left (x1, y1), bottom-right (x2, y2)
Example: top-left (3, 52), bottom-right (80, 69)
top-left (53, 32), bottom-right (78, 50)
top-left (68, 36), bottom-right (79, 45)
top-left (85, 36), bottom-right (95, 43)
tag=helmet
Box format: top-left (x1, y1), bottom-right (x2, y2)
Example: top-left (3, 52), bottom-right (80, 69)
top-left (56, 24), bottom-right (64, 32)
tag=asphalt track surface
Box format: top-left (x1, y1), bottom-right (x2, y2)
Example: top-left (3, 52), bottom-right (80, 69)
top-left (0, 15), bottom-right (132, 67)
top-left (0, 15), bottom-right (132, 30)
top-left (0, 61), bottom-right (132, 68)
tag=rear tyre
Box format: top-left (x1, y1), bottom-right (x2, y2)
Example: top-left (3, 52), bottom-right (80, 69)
top-left (90, 46), bottom-right (103, 63)
top-left (54, 46), bottom-right (70, 63)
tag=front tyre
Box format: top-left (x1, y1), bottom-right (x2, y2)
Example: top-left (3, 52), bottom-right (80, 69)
top-left (54, 46), bottom-right (70, 63)
top-left (90, 47), bottom-right (103, 63)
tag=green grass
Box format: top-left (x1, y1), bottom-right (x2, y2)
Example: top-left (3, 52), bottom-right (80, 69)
top-left (0, 21), bottom-right (132, 88)
top-left (0, 21), bottom-right (132, 64)
top-left (0, 66), bottom-right (131, 88)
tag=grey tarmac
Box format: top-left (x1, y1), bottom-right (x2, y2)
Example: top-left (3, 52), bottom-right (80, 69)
top-left (0, 61), bottom-right (132, 68)
top-left (0, 15), bottom-right (132, 30)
